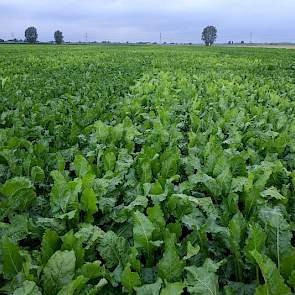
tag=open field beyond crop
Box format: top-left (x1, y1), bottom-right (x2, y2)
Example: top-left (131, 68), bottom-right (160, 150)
top-left (224, 44), bottom-right (295, 49)
top-left (0, 45), bottom-right (295, 294)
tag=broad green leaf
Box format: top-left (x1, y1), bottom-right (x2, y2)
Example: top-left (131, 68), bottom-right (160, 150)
top-left (261, 187), bottom-right (285, 200)
top-left (81, 187), bottom-right (98, 223)
top-left (1, 77), bottom-right (8, 89)
top-left (252, 162), bottom-right (273, 192)
top-left (157, 232), bottom-right (185, 282)
top-left (73, 154), bottom-right (93, 178)
top-left (258, 206), bottom-right (292, 270)
top-left (13, 281), bottom-right (42, 295)
top-left (0, 177), bottom-right (36, 217)
top-left (149, 181), bottom-right (164, 195)
top-left (115, 148), bottom-right (134, 174)
top-left (121, 263), bottom-right (141, 292)
top-left (86, 278), bottom-right (108, 295)
top-left (216, 167), bottom-right (232, 195)
top-left (185, 259), bottom-right (223, 295)
top-left (50, 171), bottom-right (82, 216)
top-left (160, 148), bottom-right (180, 180)
top-left (244, 223), bottom-right (266, 263)
top-left (77, 261), bottom-right (102, 279)
top-left (31, 166), bottom-right (45, 183)
top-left (0, 214), bottom-right (29, 242)
top-left (288, 270), bottom-right (295, 288)
top-left (167, 194), bottom-right (194, 221)
top-left (56, 275), bottom-right (88, 295)
top-left (111, 123), bottom-right (124, 144)
top-left (189, 173), bottom-right (221, 198)
top-left (113, 195), bottom-right (149, 223)
top-left (1, 237), bottom-right (24, 279)
top-left (61, 230), bottom-right (84, 268)
top-left (42, 250), bottom-right (76, 295)
top-left (33, 216), bottom-right (67, 235)
top-left (97, 231), bottom-right (128, 268)
top-left (229, 212), bottom-right (245, 281)
top-left (184, 241), bottom-right (200, 260)
top-left (92, 120), bottom-right (110, 143)
top-left (231, 177), bottom-right (248, 193)
top-left (0, 177), bottom-right (34, 199)
top-left (224, 282), bottom-right (256, 295)
top-left (147, 205), bottom-right (166, 240)
top-left (251, 250), bottom-right (291, 295)
top-left (160, 282), bottom-right (185, 295)
top-left (147, 205), bottom-right (165, 230)
top-left (129, 247), bottom-right (141, 273)
top-left (75, 223), bottom-right (104, 250)
top-left (134, 278), bottom-right (162, 295)
top-left (254, 285), bottom-right (268, 295)
top-left (281, 248), bottom-right (295, 280)
top-left (103, 150), bottom-right (116, 172)
top-left (133, 211), bottom-right (155, 251)
top-left (41, 229), bottom-right (61, 265)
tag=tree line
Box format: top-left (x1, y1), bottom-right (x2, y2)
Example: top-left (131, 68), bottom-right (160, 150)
top-left (23, 25), bottom-right (217, 45)
top-left (25, 27), bottom-right (64, 44)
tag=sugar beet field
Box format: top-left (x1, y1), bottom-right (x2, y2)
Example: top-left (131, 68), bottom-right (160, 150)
top-left (0, 45), bottom-right (295, 294)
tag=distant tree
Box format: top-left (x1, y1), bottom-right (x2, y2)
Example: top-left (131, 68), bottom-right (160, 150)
top-left (202, 26), bottom-right (217, 46)
top-left (241, 41), bottom-right (245, 44)
top-left (54, 30), bottom-right (64, 44)
top-left (25, 27), bottom-right (38, 43)
top-left (0, 39), bottom-right (4, 43)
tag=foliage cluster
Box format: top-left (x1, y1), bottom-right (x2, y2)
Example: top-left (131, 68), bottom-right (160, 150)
top-left (0, 45), bottom-right (295, 294)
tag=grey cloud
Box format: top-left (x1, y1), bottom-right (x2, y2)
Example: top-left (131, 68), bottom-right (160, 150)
top-left (0, 0), bottom-right (294, 43)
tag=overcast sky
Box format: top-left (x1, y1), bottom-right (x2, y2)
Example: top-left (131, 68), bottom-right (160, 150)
top-left (1, 0), bottom-right (294, 43)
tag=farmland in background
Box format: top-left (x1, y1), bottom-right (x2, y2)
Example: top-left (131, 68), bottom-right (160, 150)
top-left (1, 45), bottom-right (295, 294)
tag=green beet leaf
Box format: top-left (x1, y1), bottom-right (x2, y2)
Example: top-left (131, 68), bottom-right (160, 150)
top-left (160, 282), bottom-right (184, 295)
top-left (1, 237), bottom-right (24, 279)
top-left (134, 278), bottom-right (162, 295)
top-left (157, 232), bottom-right (185, 283)
top-left (31, 166), bottom-right (45, 183)
top-left (244, 223), bottom-right (266, 263)
top-left (184, 241), bottom-right (200, 260)
top-left (121, 263), bottom-right (141, 292)
top-left (61, 230), bottom-right (84, 268)
top-left (97, 231), bottom-right (128, 269)
top-left (133, 211), bottom-right (155, 251)
top-left (147, 205), bottom-right (166, 240)
top-left (13, 280), bottom-right (42, 295)
top-left (288, 270), bottom-right (295, 289)
top-left (260, 187), bottom-right (286, 200)
top-left (81, 187), bottom-right (98, 223)
top-left (56, 275), bottom-right (89, 295)
top-left (0, 177), bottom-right (36, 217)
top-left (251, 250), bottom-right (291, 295)
top-left (50, 170), bottom-right (82, 216)
top-left (185, 259), bottom-right (223, 295)
top-left (73, 154), bottom-right (94, 178)
top-left (41, 229), bottom-right (62, 265)
top-left (77, 261), bottom-right (102, 279)
top-left (42, 250), bottom-right (76, 295)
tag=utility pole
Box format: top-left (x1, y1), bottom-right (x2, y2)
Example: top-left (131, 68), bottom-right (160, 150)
top-left (250, 32), bottom-right (253, 43)
top-left (160, 32), bottom-right (162, 44)
top-left (85, 32), bottom-right (88, 43)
